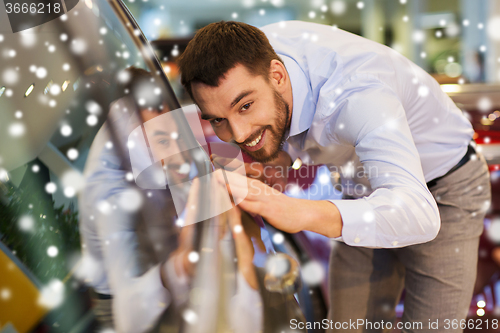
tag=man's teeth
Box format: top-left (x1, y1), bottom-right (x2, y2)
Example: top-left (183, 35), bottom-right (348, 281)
top-left (245, 133), bottom-right (262, 147)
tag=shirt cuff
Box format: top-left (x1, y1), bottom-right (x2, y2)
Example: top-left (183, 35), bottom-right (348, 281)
top-left (328, 198), bottom-right (377, 247)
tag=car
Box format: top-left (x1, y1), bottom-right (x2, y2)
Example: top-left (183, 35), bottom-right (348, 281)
top-left (0, 1), bottom-right (310, 332)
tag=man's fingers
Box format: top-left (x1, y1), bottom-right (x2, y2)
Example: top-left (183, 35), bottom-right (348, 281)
top-left (234, 199), bottom-right (262, 216)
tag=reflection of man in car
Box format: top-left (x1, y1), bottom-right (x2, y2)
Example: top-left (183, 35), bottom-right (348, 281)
top-left (177, 21), bottom-right (491, 332)
top-left (141, 107), bottom-right (191, 185)
top-left (79, 67), bottom-right (263, 333)
top-left (79, 67), bottom-right (192, 332)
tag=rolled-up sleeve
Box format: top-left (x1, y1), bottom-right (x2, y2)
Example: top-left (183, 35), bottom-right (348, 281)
top-left (326, 81), bottom-right (440, 248)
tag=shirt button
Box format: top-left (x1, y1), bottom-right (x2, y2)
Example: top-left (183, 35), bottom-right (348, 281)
top-left (354, 237), bottom-right (360, 243)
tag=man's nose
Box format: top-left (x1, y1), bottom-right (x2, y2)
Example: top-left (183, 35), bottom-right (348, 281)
top-left (230, 120), bottom-right (252, 144)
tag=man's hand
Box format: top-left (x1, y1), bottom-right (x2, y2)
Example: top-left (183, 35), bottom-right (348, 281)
top-left (215, 170), bottom-right (344, 238)
top-left (211, 151), bottom-right (291, 192)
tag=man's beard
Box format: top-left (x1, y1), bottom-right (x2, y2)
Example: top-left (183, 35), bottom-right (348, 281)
top-left (244, 90), bottom-right (290, 163)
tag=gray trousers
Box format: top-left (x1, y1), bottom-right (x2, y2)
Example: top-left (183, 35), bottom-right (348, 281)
top-left (328, 153), bottom-right (491, 333)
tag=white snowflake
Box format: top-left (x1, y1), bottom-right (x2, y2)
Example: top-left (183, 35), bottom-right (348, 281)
top-left (363, 211), bottom-right (375, 222)
top-left (183, 309), bottom-right (198, 325)
top-left (45, 182), bottom-right (57, 194)
top-left (50, 84), bottom-right (61, 96)
top-left (61, 170), bottom-right (85, 192)
top-left (412, 30), bottom-right (425, 43)
top-left (446, 23), bottom-right (460, 37)
top-left (9, 122), bottom-right (25, 137)
top-left (3, 68), bottom-right (19, 85)
top-left (242, 0), bottom-right (255, 8)
top-left (301, 261), bottom-right (324, 286)
top-left (118, 189), bottom-right (143, 212)
top-left (188, 251), bottom-right (199, 263)
top-left (478, 97), bottom-right (492, 112)
top-left (67, 148), bottom-right (79, 160)
top-left (60, 124), bottom-right (72, 137)
top-left (38, 279), bottom-right (64, 309)
top-left (71, 38), bottom-right (87, 55)
top-left (85, 100), bottom-right (102, 115)
top-left (86, 115), bottom-right (98, 126)
top-left (175, 218), bottom-right (184, 227)
top-left (0, 288), bottom-right (12, 300)
top-left (272, 232), bottom-right (285, 244)
top-left (19, 215), bottom-right (35, 232)
top-left (418, 85), bottom-right (429, 97)
top-left (47, 246), bottom-right (59, 257)
top-left (117, 70), bottom-right (131, 84)
top-left (20, 32), bottom-right (37, 48)
top-left (36, 67), bottom-right (47, 79)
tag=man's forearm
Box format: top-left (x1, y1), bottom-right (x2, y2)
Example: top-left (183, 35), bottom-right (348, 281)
top-left (281, 196), bottom-right (343, 238)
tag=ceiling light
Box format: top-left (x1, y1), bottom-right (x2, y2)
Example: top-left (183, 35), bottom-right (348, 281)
top-left (25, 84), bottom-right (35, 97)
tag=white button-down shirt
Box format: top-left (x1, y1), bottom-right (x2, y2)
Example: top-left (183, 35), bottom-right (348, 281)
top-left (261, 21), bottom-right (474, 248)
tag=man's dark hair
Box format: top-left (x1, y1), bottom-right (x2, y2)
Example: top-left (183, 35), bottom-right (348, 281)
top-left (177, 21), bottom-right (283, 100)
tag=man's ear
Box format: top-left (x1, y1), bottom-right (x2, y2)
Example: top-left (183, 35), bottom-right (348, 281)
top-left (269, 59), bottom-right (288, 94)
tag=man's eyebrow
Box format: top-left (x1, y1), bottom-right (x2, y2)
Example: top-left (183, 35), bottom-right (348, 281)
top-left (199, 90), bottom-right (254, 120)
top-left (230, 90), bottom-right (254, 108)
top-left (152, 130), bottom-right (169, 136)
top-left (200, 113), bottom-right (216, 121)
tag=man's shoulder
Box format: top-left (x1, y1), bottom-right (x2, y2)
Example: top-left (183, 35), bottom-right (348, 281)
top-left (260, 20), bottom-right (339, 37)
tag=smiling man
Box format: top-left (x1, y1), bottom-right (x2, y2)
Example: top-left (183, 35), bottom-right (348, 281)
top-left (177, 21), bottom-right (491, 332)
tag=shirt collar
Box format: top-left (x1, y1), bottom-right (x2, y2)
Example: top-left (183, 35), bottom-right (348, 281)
top-left (281, 55), bottom-right (316, 138)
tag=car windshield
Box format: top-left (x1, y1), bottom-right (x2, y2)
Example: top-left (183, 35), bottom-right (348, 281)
top-left (0, 1), bottom-right (305, 332)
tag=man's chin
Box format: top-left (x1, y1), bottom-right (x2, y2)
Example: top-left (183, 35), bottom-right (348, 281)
top-left (244, 146), bottom-right (281, 163)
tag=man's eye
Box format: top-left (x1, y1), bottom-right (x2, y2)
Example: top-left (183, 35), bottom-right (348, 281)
top-left (212, 118), bottom-right (225, 125)
top-left (158, 139), bottom-right (170, 147)
top-left (241, 102), bottom-right (252, 111)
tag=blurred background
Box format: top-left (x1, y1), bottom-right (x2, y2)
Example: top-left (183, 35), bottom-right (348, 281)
top-left (123, 0), bottom-right (500, 99)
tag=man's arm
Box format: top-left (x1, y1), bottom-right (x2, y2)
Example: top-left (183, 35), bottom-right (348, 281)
top-left (218, 82), bottom-right (440, 248)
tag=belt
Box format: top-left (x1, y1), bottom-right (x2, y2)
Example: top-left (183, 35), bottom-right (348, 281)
top-left (426, 143), bottom-right (476, 189)
top-left (94, 292), bottom-right (113, 300)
